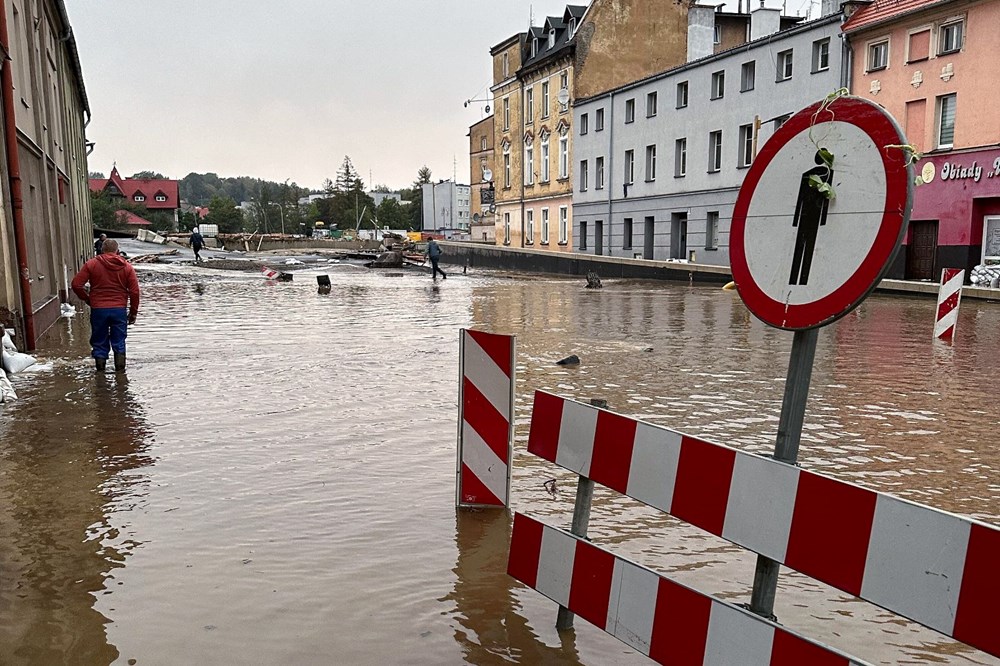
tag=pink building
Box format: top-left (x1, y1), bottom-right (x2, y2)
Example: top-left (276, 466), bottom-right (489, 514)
top-left (843, 0), bottom-right (1000, 279)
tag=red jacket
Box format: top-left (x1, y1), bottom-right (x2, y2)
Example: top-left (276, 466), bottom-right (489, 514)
top-left (72, 253), bottom-right (140, 315)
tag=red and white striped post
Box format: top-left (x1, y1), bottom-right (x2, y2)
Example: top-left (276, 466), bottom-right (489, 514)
top-left (456, 329), bottom-right (515, 508)
top-left (934, 268), bottom-right (965, 340)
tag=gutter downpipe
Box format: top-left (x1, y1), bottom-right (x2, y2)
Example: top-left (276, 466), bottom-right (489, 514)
top-left (606, 90), bottom-right (615, 257)
top-left (0, 6), bottom-right (35, 349)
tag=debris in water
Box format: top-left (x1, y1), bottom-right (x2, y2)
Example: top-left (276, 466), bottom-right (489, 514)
top-left (556, 354), bottom-right (580, 366)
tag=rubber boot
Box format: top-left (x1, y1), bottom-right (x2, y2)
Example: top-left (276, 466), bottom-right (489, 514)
top-left (95, 357), bottom-right (107, 372)
top-left (114, 352), bottom-right (126, 372)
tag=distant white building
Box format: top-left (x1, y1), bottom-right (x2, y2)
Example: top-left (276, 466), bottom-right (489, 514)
top-left (297, 193), bottom-right (327, 206)
top-left (368, 191), bottom-right (403, 207)
top-left (421, 181), bottom-right (471, 239)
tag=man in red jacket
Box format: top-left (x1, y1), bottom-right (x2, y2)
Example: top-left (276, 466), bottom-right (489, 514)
top-left (71, 238), bottom-right (141, 372)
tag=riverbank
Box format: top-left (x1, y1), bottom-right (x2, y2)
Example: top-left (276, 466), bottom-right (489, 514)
top-left (438, 241), bottom-right (1000, 302)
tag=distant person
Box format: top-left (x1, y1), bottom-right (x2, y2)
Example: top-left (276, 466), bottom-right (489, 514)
top-left (427, 238), bottom-right (447, 280)
top-left (190, 227), bottom-right (205, 262)
top-left (71, 239), bottom-right (140, 373)
top-left (94, 233), bottom-right (107, 257)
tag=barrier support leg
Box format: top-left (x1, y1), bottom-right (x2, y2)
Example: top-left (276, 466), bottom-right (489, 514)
top-left (556, 398), bottom-right (606, 631)
top-left (748, 328), bottom-right (818, 621)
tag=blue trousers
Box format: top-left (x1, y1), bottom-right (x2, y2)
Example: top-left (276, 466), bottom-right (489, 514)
top-left (90, 307), bottom-right (128, 359)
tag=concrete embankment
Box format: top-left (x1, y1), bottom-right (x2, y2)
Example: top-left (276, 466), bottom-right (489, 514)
top-left (439, 241), bottom-right (1000, 302)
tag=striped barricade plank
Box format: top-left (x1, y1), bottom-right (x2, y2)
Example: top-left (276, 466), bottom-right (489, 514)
top-left (934, 268), bottom-right (964, 340)
top-left (508, 513), bottom-right (871, 666)
top-left (456, 330), bottom-right (515, 507)
top-left (526, 390), bottom-right (1000, 658)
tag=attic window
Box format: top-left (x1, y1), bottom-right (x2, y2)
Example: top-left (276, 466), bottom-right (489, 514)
top-left (548, 29), bottom-right (555, 49)
top-left (134, 194), bottom-right (145, 202)
top-left (531, 39), bottom-right (538, 57)
top-left (155, 194), bottom-right (167, 202)
top-left (569, 18), bottom-right (576, 34)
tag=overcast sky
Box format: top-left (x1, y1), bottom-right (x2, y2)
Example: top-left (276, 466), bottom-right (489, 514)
top-left (65, 0), bottom-right (806, 192)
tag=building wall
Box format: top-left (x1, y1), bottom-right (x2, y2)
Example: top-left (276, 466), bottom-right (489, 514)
top-left (492, 37), bottom-right (525, 235)
top-left (468, 114), bottom-right (494, 240)
top-left (573, 14), bottom-right (844, 265)
top-left (0, 0), bottom-right (91, 344)
top-left (574, 0), bottom-right (693, 100)
top-left (421, 181), bottom-right (471, 238)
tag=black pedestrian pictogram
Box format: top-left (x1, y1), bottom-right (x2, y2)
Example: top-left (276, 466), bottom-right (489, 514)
top-left (789, 151), bottom-right (834, 286)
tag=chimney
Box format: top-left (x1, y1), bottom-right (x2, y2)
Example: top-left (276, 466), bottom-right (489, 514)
top-left (820, 0), bottom-right (842, 16)
top-left (750, 4), bottom-right (781, 40)
top-left (687, 5), bottom-right (716, 62)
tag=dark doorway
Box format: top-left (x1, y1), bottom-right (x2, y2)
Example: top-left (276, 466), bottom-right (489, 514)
top-left (670, 213), bottom-right (687, 260)
top-left (643, 216), bottom-right (654, 259)
top-left (906, 220), bottom-right (938, 280)
top-left (595, 220), bottom-right (604, 255)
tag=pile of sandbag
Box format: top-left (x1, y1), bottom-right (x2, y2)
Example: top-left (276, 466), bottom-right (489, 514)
top-left (970, 264), bottom-right (1000, 288)
top-left (1, 328), bottom-right (37, 402)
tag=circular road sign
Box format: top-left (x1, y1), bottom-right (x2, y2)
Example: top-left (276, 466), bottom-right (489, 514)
top-left (730, 95), bottom-right (913, 330)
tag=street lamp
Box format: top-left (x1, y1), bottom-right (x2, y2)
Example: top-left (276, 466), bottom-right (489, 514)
top-left (271, 202), bottom-right (286, 236)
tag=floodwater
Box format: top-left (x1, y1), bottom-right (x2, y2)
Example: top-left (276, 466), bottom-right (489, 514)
top-left (1, 263), bottom-right (998, 666)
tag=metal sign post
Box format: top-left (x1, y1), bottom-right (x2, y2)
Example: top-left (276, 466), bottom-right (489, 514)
top-left (730, 95), bottom-right (913, 620)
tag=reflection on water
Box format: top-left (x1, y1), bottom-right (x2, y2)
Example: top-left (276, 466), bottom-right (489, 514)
top-left (0, 265), bottom-right (997, 665)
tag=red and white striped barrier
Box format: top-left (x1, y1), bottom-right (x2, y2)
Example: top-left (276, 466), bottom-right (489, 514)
top-left (456, 329), bottom-right (515, 507)
top-left (508, 513), bottom-right (870, 666)
top-left (934, 268), bottom-right (964, 340)
top-left (261, 266), bottom-right (280, 280)
top-left (526, 391), bottom-right (1000, 658)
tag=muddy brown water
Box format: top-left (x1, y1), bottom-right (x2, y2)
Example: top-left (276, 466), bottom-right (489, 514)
top-left (1, 264), bottom-right (998, 665)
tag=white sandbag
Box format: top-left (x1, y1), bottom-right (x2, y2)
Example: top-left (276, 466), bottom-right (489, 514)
top-left (1, 330), bottom-right (15, 353)
top-left (0, 371), bottom-right (16, 402)
top-left (60, 303), bottom-right (76, 318)
top-left (2, 347), bottom-right (36, 374)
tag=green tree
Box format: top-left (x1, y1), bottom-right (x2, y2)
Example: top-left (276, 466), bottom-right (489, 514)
top-left (131, 170), bottom-right (166, 179)
top-left (204, 195), bottom-right (244, 234)
top-left (407, 165), bottom-right (432, 230)
top-left (334, 156), bottom-right (359, 192)
top-left (375, 197), bottom-right (409, 230)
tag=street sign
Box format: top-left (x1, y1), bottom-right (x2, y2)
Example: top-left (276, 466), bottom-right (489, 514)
top-left (730, 96), bottom-right (913, 330)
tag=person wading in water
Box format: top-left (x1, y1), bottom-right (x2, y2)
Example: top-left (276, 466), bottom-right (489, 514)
top-left (71, 238), bottom-right (141, 372)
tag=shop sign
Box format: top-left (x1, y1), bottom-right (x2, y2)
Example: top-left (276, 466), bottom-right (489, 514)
top-left (922, 155), bottom-right (1000, 184)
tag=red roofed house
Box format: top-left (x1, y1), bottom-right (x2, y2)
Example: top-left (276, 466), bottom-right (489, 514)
top-left (115, 210), bottom-right (152, 227)
top-left (843, 0), bottom-right (1000, 280)
top-left (89, 166), bottom-right (180, 227)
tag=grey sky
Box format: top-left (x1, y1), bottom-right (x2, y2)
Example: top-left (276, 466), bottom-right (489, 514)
top-left (65, 0), bottom-right (807, 193)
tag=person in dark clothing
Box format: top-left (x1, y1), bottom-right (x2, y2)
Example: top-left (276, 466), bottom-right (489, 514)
top-left (72, 239), bottom-right (141, 373)
top-left (94, 233), bottom-right (107, 257)
top-left (190, 227), bottom-right (205, 262)
top-left (427, 238), bottom-right (446, 279)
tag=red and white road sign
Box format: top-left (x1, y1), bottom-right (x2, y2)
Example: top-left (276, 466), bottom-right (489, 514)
top-left (526, 391), bottom-right (1000, 658)
top-left (508, 513), bottom-right (871, 666)
top-left (456, 329), bottom-right (515, 507)
top-left (935, 268), bottom-right (964, 340)
top-left (730, 96), bottom-right (912, 330)
top-left (261, 266), bottom-right (280, 280)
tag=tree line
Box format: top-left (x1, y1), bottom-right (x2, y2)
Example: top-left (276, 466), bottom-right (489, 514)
top-left (89, 160), bottom-right (434, 234)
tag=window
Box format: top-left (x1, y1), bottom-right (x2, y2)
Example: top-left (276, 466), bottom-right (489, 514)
top-left (645, 144), bottom-right (657, 181)
top-left (569, 18), bottom-right (577, 35)
top-left (541, 208), bottom-right (550, 244)
top-left (502, 53), bottom-right (509, 77)
top-left (559, 136), bottom-right (568, 179)
top-left (868, 39), bottom-right (888, 71)
top-left (937, 93), bottom-right (956, 148)
top-left (740, 61), bottom-right (755, 92)
top-left (706, 211), bottom-right (719, 250)
top-left (939, 19), bottom-right (963, 55)
top-left (675, 138), bottom-right (687, 177)
top-left (907, 28), bottom-right (931, 62)
top-left (595, 156), bottom-right (605, 189)
top-left (531, 39), bottom-right (538, 58)
top-left (503, 96), bottom-right (510, 130)
top-left (623, 217), bottom-right (633, 249)
top-left (525, 88), bottom-right (534, 123)
top-left (580, 220), bottom-right (588, 250)
top-left (581, 113), bottom-right (589, 135)
top-left (548, 29), bottom-right (555, 49)
top-left (676, 81), bottom-right (689, 108)
top-left (711, 71), bottom-right (725, 99)
top-left (708, 131), bottom-right (722, 172)
top-left (558, 207), bottom-right (568, 244)
top-left (738, 123), bottom-right (753, 168)
top-left (714, 24), bottom-right (722, 45)
top-left (625, 98), bottom-right (635, 123)
top-left (580, 160), bottom-right (588, 191)
top-left (774, 114), bottom-right (791, 130)
top-left (624, 149), bottom-right (635, 185)
top-left (503, 145), bottom-right (511, 188)
top-left (777, 49), bottom-right (793, 81)
top-left (540, 135), bottom-right (550, 182)
top-left (503, 212), bottom-right (511, 244)
top-left (155, 194), bottom-right (167, 202)
top-left (812, 39), bottom-right (830, 72)
top-left (560, 72), bottom-right (569, 112)
top-left (595, 108), bottom-right (605, 131)
top-left (541, 81), bottom-right (550, 118)
top-left (647, 91), bottom-right (658, 117)
top-left (526, 209), bottom-right (534, 243)
top-left (481, 136), bottom-right (487, 151)
top-left (524, 143), bottom-right (534, 185)
top-left (134, 194), bottom-right (145, 202)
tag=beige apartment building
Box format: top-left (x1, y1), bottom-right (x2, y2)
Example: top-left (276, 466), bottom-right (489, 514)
top-left (468, 114), bottom-right (494, 243)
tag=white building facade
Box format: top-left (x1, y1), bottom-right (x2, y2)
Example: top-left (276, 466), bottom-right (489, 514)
top-left (572, 9), bottom-right (846, 265)
top-left (421, 181), bottom-right (472, 239)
